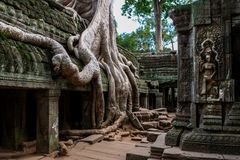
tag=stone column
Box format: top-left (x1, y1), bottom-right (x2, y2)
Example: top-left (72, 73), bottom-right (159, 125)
top-left (155, 92), bottom-right (163, 108)
top-left (143, 93), bottom-right (149, 109)
top-left (36, 89), bottom-right (60, 153)
top-left (165, 7), bottom-right (192, 146)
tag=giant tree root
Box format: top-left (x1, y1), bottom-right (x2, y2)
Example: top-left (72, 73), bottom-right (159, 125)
top-left (60, 113), bottom-right (126, 136)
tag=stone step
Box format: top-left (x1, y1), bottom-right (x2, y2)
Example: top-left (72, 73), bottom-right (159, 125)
top-left (163, 147), bottom-right (224, 160)
top-left (150, 133), bottom-right (171, 157)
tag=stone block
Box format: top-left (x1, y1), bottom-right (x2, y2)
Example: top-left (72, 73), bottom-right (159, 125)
top-left (159, 120), bottom-right (171, 128)
top-left (142, 121), bottom-right (159, 130)
top-left (131, 136), bottom-right (142, 141)
top-left (150, 133), bottom-right (171, 157)
top-left (163, 147), bottom-right (224, 160)
top-left (80, 134), bottom-right (104, 144)
top-left (147, 132), bottom-right (162, 142)
top-left (126, 147), bottom-right (150, 160)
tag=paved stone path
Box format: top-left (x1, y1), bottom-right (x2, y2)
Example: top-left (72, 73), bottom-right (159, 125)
top-left (20, 139), bottom-right (136, 160)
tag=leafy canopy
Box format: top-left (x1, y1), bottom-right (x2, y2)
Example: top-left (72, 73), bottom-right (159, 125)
top-left (122, 0), bottom-right (192, 20)
top-left (118, 0), bottom-right (192, 52)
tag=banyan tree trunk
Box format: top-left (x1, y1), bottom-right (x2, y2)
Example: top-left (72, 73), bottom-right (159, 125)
top-left (58, 0), bottom-right (140, 131)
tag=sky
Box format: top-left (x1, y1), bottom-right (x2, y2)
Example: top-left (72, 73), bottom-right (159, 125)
top-left (113, 0), bottom-right (140, 34)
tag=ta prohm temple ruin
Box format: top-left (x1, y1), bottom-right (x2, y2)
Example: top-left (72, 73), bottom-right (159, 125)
top-left (0, 0), bottom-right (240, 160)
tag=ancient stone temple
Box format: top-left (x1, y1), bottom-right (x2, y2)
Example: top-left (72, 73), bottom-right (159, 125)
top-left (137, 53), bottom-right (177, 111)
top-left (165, 0), bottom-right (240, 157)
top-left (0, 0), bottom-right (177, 157)
top-left (0, 0), bottom-right (87, 154)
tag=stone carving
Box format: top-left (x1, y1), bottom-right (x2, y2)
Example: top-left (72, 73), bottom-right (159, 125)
top-left (199, 39), bottom-right (219, 100)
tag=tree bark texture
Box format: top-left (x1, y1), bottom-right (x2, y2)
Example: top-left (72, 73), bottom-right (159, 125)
top-left (153, 0), bottom-right (163, 53)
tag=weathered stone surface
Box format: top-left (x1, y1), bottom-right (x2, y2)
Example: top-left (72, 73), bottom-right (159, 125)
top-left (114, 135), bottom-right (122, 141)
top-left (147, 128), bottom-right (161, 132)
top-left (167, 0), bottom-right (240, 156)
top-left (141, 138), bottom-right (149, 144)
top-left (142, 121), bottom-right (159, 130)
top-left (131, 136), bottom-right (142, 141)
top-left (22, 140), bottom-right (36, 154)
top-left (138, 54), bottom-right (177, 82)
top-left (163, 147), bottom-right (224, 160)
top-left (120, 131), bottom-right (130, 137)
top-left (147, 132), bottom-right (162, 142)
top-left (150, 133), bottom-right (171, 157)
top-left (36, 89), bottom-right (60, 153)
top-left (80, 134), bottom-right (104, 144)
top-left (181, 132), bottom-right (240, 155)
top-left (159, 120), bottom-right (171, 128)
top-left (158, 115), bottom-right (168, 120)
top-left (126, 147), bottom-right (150, 160)
top-left (223, 155), bottom-right (240, 160)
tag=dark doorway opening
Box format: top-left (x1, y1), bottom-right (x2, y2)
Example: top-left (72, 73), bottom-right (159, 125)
top-left (59, 91), bottom-right (87, 130)
top-left (25, 91), bottom-right (37, 141)
top-left (0, 89), bottom-right (37, 151)
top-left (149, 93), bottom-right (156, 109)
top-left (232, 15), bottom-right (240, 100)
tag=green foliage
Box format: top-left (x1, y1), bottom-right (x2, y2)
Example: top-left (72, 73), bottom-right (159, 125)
top-left (117, 18), bottom-right (155, 52)
top-left (120, 0), bottom-right (192, 52)
top-left (162, 18), bottom-right (176, 50)
top-left (122, 0), bottom-right (192, 20)
top-left (122, 0), bottom-right (153, 19)
top-left (117, 32), bottom-right (138, 52)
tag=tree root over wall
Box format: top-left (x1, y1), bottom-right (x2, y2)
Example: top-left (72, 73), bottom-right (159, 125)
top-left (0, 0), bottom-right (142, 137)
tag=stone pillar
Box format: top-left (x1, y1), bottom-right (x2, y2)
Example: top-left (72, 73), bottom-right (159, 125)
top-left (155, 92), bottom-right (163, 108)
top-left (165, 7), bottom-right (192, 146)
top-left (143, 93), bottom-right (149, 109)
top-left (36, 89), bottom-right (60, 153)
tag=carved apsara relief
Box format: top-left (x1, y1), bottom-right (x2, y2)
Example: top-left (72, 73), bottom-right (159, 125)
top-left (199, 39), bottom-right (219, 100)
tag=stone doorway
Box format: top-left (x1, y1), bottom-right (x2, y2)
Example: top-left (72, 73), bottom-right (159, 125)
top-left (232, 15), bottom-right (240, 100)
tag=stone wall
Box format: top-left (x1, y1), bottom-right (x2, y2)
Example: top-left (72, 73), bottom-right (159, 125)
top-left (0, 0), bottom-right (112, 91)
top-left (138, 53), bottom-right (177, 84)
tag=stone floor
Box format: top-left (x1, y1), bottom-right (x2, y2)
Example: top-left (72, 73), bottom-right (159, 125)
top-left (3, 132), bottom-right (240, 160)
top-left (18, 137), bottom-right (137, 160)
